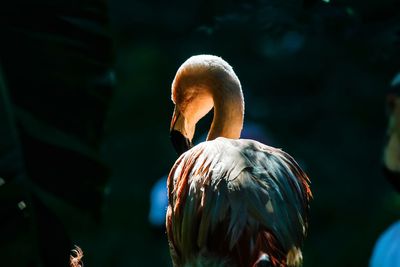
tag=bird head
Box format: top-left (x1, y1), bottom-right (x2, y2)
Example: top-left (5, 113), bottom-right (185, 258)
top-left (170, 106), bottom-right (194, 155)
top-left (170, 55), bottom-right (244, 155)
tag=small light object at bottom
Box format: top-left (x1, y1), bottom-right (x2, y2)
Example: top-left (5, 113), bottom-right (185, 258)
top-left (17, 201), bottom-right (27, 210)
top-left (370, 220), bottom-right (400, 267)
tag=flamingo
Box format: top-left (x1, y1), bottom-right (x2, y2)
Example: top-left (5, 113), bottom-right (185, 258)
top-left (167, 55), bottom-right (312, 267)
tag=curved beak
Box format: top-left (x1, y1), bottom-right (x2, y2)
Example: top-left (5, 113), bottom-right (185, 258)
top-left (170, 108), bottom-right (193, 155)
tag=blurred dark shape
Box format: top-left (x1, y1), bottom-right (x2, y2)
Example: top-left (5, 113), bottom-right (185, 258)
top-left (0, 65), bottom-right (39, 266)
top-left (374, 71), bottom-right (400, 265)
top-left (382, 71), bottom-right (400, 192)
top-left (369, 220), bottom-right (400, 267)
top-left (260, 31), bottom-right (305, 58)
top-left (0, 1), bottom-right (113, 266)
top-left (383, 167), bottom-right (400, 192)
top-left (303, 0), bottom-right (320, 8)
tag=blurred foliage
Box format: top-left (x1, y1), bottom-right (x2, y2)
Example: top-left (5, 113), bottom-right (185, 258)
top-left (0, 0), bottom-right (113, 266)
top-left (0, 0), bottom-right (400, 267)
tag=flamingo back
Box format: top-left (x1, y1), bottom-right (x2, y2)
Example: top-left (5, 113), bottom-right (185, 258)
top-left (166, 138), bottom-right (311, 267)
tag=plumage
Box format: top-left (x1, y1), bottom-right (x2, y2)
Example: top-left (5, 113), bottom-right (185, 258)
top-left (167, 55), bottom-right (311, 267)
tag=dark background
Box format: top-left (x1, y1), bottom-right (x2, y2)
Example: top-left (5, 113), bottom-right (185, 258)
top-left (1, 0), bottom-right (400, 266)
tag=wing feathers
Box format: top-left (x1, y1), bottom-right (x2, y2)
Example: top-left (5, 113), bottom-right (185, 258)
top-left (166, 138), bottom-right (311, 267)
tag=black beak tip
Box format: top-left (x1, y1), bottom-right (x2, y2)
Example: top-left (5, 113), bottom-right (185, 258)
top-left (170, 130), bottom-right (193, 155)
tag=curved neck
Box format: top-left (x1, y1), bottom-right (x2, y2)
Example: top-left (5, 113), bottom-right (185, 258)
top-left (172, 55), bottom-right (244, 141)
top-left (207, 80), bottom-right (244, 140)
